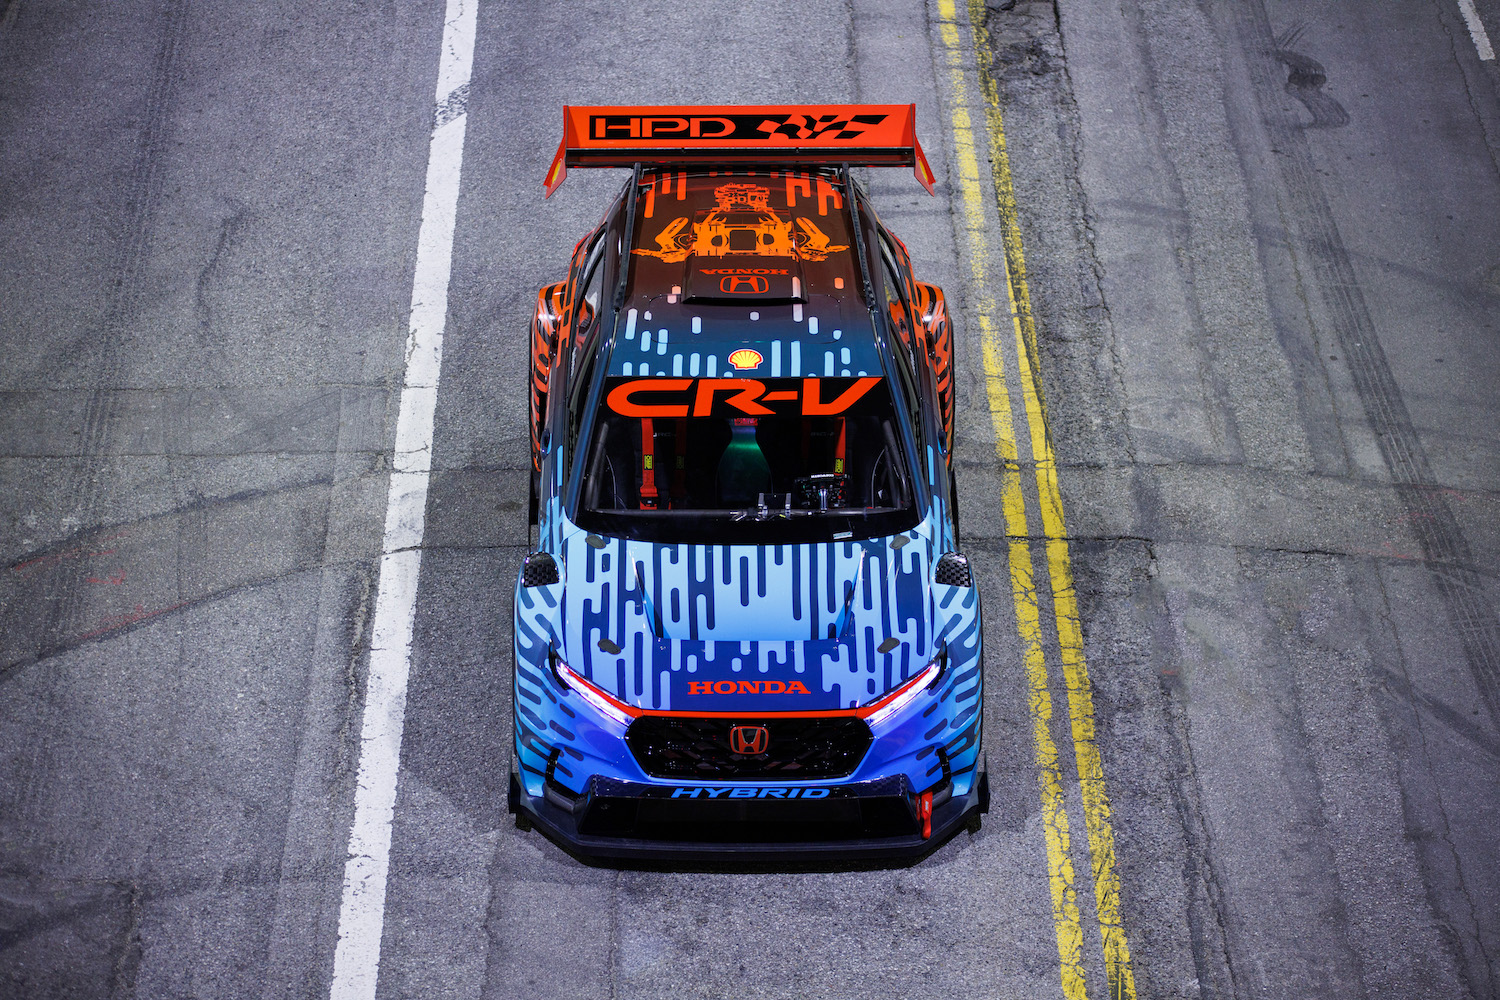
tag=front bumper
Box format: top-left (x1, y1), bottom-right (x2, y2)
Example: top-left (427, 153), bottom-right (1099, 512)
top-left (509, 768), bottom-right (989, 864)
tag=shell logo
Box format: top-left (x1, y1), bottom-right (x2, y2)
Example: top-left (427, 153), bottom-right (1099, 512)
top-left (727, 349), bottom-right (763, 371)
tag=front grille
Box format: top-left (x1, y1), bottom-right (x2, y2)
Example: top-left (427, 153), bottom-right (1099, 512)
top-left (626, 716), bottom-right (873, 780)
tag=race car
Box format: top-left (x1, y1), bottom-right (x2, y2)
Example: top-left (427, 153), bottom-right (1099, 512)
top-left (510, 105), bottom-right (985, 861)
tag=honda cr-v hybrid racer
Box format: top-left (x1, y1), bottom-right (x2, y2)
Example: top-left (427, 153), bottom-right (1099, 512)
top-left (510, 105), bottom-right (985, 860)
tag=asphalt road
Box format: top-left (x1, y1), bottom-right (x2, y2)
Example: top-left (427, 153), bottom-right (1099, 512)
top-left (1, 1), bottom-right (1497, 998)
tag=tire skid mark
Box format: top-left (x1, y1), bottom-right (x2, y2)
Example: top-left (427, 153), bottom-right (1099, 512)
top-left (1, 477), bottom-right (334, 677)
top-left (1274, 25), bottom-right (1351, 129)
top-left (47, 0), bottom-right (191, 666)
top-left (1238, 5), bottom-right (1500, 726)
top-left (0, 384), bottom-right (390, 459)
top-left (75, 600), bottom-right (189, 642)
top-left (0, 857), bottom-right (352, 957)
top-left (3, 577), bottom-right (315, 681)
top-left (9, 538), bottom-right (124, 576)
top-left (82, 571), bottom-right (128, 586)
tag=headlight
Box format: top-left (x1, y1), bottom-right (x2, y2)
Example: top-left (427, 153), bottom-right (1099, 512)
top-left (553, 656), bottom-right (639, 727)
top-left (861, 653), bottom-right (946, 728)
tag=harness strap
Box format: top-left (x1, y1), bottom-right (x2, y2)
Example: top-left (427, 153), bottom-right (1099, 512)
top-left (640, 417), bottom-right (658, 509)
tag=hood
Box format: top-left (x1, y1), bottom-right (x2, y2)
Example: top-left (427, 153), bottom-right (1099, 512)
top-left (555, 517), bottom-right (937, 711)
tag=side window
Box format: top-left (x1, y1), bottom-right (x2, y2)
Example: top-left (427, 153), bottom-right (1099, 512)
top-left (884, 320), bottom-right (926, 452)
top-left (879, 240), bottom-right (908, 307)
top-left (879, 243), bottom-right (919, 359)
top-left (577, 238), bottom-right (605, 326)
top-left (564, 241), bottom-right (610, 452)
top-left (565, 350), bottom-right (598, 453)
top-left (880, 254), bottom-right (900, 314)
top-left (570, 235), bottom-right (607, 371)
top-left (874, 238), bottom-right (926, 436)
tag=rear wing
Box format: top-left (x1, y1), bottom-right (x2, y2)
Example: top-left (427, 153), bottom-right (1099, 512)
top-left (543, 104), bottom-right (937, 197)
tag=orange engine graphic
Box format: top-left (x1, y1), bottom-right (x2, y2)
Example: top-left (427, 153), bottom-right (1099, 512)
top-left (635, 182), bottom-right (847, 263)
top-left (694, 183), bottom-right (795, 258)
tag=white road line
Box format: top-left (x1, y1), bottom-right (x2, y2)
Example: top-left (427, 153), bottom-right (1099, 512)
top-left (1458, 0), bottom-right (1496, 60)
top-left (328, 1), bottom-right (476, 997)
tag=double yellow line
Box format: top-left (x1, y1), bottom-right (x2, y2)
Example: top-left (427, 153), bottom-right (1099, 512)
top-left (936, 3), bottom-right (1137, 998)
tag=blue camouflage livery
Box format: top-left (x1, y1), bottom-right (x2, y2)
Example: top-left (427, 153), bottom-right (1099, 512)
top-left (513, 509), bottom-right (982, 800)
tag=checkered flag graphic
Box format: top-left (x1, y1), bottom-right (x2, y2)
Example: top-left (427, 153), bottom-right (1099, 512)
top-left (757, 113), bottom-right (886, 140)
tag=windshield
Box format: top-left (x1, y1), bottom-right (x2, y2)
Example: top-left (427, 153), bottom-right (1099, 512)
top-left (572, 376), bottom-right (920, 544)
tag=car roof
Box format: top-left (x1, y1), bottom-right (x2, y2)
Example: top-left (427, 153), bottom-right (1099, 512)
top-left (607, 170), bottom-right (885, 379)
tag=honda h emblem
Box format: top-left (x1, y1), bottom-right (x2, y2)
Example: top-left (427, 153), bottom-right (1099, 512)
top-left (720, 275), bottom-right (769, 294)
top-left (729, 725), bottom-right (770, 755)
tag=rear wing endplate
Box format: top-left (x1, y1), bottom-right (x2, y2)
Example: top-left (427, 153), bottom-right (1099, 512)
top-left (544, 104), bottom-right (937, 197)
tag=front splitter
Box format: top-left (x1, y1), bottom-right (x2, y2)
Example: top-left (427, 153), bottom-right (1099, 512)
top-left (510, 770), bottom-right (989, 866)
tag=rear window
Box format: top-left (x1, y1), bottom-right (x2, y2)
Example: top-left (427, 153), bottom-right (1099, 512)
top-left (573, 376), bottom-right (919, 544)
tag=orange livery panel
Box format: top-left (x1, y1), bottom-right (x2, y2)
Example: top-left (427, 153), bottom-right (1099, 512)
top-left (545, 104), bottom-right (936, 196)
top-left (529, 281), bottom-right (568, 471)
